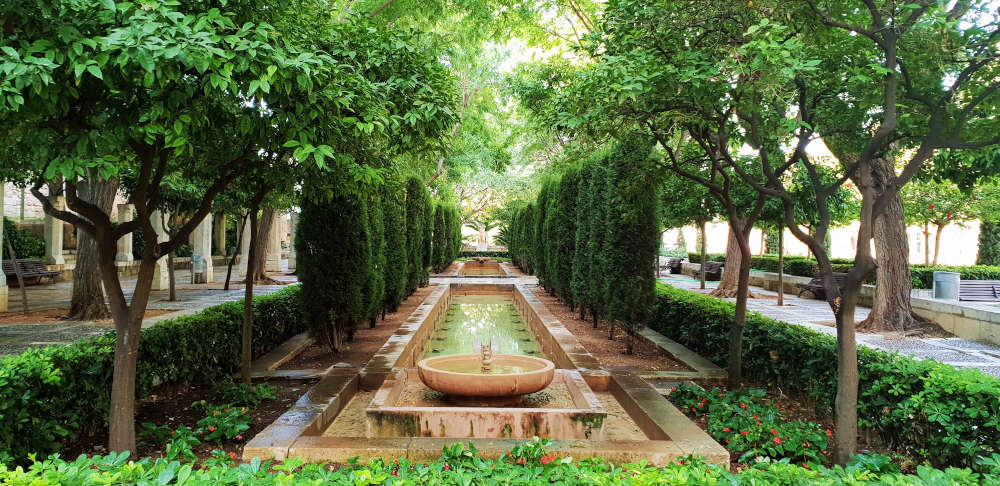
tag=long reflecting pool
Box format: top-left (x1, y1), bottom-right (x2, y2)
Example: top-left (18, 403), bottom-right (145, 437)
top-left (421, 294), bottom-right (546, 359)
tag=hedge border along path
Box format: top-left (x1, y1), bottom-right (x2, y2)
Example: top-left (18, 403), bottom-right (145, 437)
top-left (0, 285), bottom-right (306, 464)
top-left (686, 252), bottom-right (1000, 290)
top-left (648, 283), bottom-right (1000, 468)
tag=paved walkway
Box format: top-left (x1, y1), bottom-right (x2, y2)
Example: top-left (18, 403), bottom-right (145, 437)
top-left (659, 274), bottom-right (1000, 377)
top-left (0, 261), bottom-right (296, 356)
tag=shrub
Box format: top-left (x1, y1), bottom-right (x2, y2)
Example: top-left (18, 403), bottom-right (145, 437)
top-left (364, 193), bottom-right (386, 327)
top-left (979, 221), bottom-right (1000, 265)
top-left (431, 204), bottom-right (448, 272)
top-left (382, 176), bottom-right (409, 314)
top-left (405, 177), bottom-right (431, 293)
top-left (0, 285), bottom-right (305, 463)
top-left (2, 217), bottom-right (44, 259)
top-left (649, 283), bottom-right (1000, 467)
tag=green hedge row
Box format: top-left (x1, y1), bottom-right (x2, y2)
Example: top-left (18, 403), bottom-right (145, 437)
top-left (2, 217), bottom-right (45, 259)
top-left (458, 250), bottom-right (510, 258)
top-left (684, 252), bottom-right (1000, 289)
top-left (0, 285), bottom-right (306, 463)
top-left (649, 283), bottom-right (1000, 467)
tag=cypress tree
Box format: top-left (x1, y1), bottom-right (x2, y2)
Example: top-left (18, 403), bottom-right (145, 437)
top-left (571, 163), bottom-right (594, 318)
top-left (297, 191), bottom-right (370, 352)
top-left (979, 221), bottom-right (1000, 265)
top-left (602, 136), bottom-right (660, 350)
top-left (553, 167), bottom-right (580, 306)
top-left (534, 180), bottom-right (553, 289)
top-left (421, 191), bottom-right (434, 284)
top-left (382, 176), bottom-right (408, 314)
top-left (432, 204), bottom-right (447, 272)
top-left (543, 182), bottom-right (560, 295)
top-left (364, 192), bottom-right (386, 328)
top-left (450, 205), bottom-right (461, 262)
top-left (405, 177), bottom-right (428, 294)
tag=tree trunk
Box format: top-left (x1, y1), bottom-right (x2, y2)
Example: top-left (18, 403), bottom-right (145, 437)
top-left (249, 208), bottom-right (274, 282)
top-left (933, 224), bottom-right (944, 265)
top-left (711, 219), bottom-right (756, 298)
top-left (166, 251), bottom-right (176, 301)
top-left (241, 207), bottom-right (259, 384)
top-left (224, 213), bottom-right (246, 291)
top-left (69, 178), bottom-right (119, 320)
top-left (777, 222), bottom-right (784, 306)
top-left (699, 220), bottom-right (707, 290)
top-left (833, 286), bottom-right (860, 464)
top-left (924, 222), bottom-right (930, 265)
top-left (727, 227), bottom-right (753, 388)
top-left (858, 158), bottom-right (916, 332)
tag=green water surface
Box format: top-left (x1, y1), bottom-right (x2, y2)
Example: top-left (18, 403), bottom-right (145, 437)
top-left (422, 294), bottom-right (546, 359)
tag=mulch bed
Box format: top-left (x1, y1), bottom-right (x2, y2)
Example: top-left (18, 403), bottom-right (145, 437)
top-left (528, 285), bottom-right (690, 372)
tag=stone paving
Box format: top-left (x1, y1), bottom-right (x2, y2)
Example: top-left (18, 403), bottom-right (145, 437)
top-left (659, 273), bottom-right (1000, 377)
top-left (0, 260), bottom-right (296, 357)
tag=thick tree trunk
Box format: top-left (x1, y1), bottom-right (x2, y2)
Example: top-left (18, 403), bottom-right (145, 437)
top-left (249, 208), bottom-right (274, 282)
top-left (711, 219), bottom-right (756, 298)
top-left (69, 178), bottom-right (119, 320)
top-left (858, 158), bottom-right (916, 332)
top-left (933, 224), bottom-right (944, 265)
top-left (699, 221), bottom-right (707, 290)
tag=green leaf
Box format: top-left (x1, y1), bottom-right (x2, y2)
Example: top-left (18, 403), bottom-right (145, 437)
top-left (101, 0), bottom-right (116, 12)
top-left (86, 65), bottom-right (103, 80)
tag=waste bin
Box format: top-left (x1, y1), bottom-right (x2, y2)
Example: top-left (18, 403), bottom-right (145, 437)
top-left (933, 271), bottom-right (960, 300)
top-left (191, 254), bottom-right (206, 284)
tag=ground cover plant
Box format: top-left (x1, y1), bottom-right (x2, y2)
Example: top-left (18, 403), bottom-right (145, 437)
top-left (2, 439), bottom-right (999, 485)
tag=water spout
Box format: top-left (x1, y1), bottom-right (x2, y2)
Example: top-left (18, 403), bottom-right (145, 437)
top-left (480, 337), bottom-right (494, 374)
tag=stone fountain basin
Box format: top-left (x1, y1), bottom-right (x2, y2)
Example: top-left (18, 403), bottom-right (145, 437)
top-left (417, 354), bottom-right (555, 398)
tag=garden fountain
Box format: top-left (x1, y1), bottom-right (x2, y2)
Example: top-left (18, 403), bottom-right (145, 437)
top-left (416, 338), bottom-right (556, 405)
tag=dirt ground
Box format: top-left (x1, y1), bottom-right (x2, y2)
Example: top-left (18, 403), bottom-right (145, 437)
top-left (528, 285), bottom-right (690, 372)
top-left (279, 284), bottom-right (437, 371)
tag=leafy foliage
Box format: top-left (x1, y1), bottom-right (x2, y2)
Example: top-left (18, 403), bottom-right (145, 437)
top-left (650, 283), bottom-right (1000, 467)
top-left (0, 285), bottom-right (304, 463)
top-left (405, 177), bottom-right (432, 293)
top-left (2, 217), bottom-right (44, 259)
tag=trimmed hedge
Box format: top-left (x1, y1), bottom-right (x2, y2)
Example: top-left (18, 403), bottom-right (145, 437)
top-left (458, 250), bottom-right (510, 259)
top-left (649, 283), bottom-right (1000, 466)
top-left (0, 285), bottom-right (306, 463)
top-left (2, 217), bottom-right (45, 259)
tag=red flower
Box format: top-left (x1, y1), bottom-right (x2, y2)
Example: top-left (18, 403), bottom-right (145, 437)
top-left (444, 462), bottom-right (450, 471)
top-left (740, 403), bottom-right (746, 409)
top-left (755, 421), bottom-right (762, 426)
top-left (725, 439), bottom-right (730, 445)
top-left (826, 429), bottom-right (833, 438)
top-left (235, 435), bottom-right (243, 440)
top-left (741, 430), bottom-right (749, 436)
top-left (771, 428), bottom-right (778, 435)
top-left (752, 414), bottom-right (758, 420)
top-left (394, 459), bottom-right (399, 466)
top-left (540, 454), bottom-right (557, 465)
top-left (929, 204), bottom-right (935, 209)
top-left (723, 427), bottom-right (730, 433)
top-left (208, 426), bottom-right (216, 432)
top-left (228, 451), bottom-right (237, 459)
top-left (803, 463), bottom-right (810, 469)
top-left (772, 437), bottom-right (782, 445)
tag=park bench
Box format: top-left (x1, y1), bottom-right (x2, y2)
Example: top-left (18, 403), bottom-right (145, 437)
top-left (2, 259), bottom-right (62, 285)
top-left (795, 272), bottom-right (848, 300)
top-left (958, 280), bottom-right (1000, 301)
top-left (702, 261), bottom-right (724, 281)
top-left (668, 258), bottom-right (684, 274)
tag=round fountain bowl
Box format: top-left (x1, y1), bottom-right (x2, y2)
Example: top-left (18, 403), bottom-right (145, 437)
top-left (417, 354), bottom-right (555, 402)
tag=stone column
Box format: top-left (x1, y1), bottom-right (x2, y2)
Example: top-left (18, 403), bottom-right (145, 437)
top-left (116, 204), bottom-right (134, 263)
top-left (150, 210), bottom-right (170, 290)
top-left (237, 216), bottom-right (250, 276)
top-left (286, 212), bottom-right (298, 271)
top-left (265, 212), bottom-right (282, 273)
top-left (213, 213), bottom-right (227, 256)
top-left (0, 183), bottom-right (7, 312)
top-left (189, 214), bottom-right (214, 283)
top-left (44, 195), bottom-right (66, 265)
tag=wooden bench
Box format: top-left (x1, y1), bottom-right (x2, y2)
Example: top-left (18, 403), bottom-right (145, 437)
top-left (702, 261), bottom-right (724, 281)
top-left (668, 258), bottom-right (684, 274)
top-left (959, 280), bottom-right (1000, 301)
top-left (795, 272), bottom-right (848, 300)
top-left (2, 259), bottom-right (62, 285)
